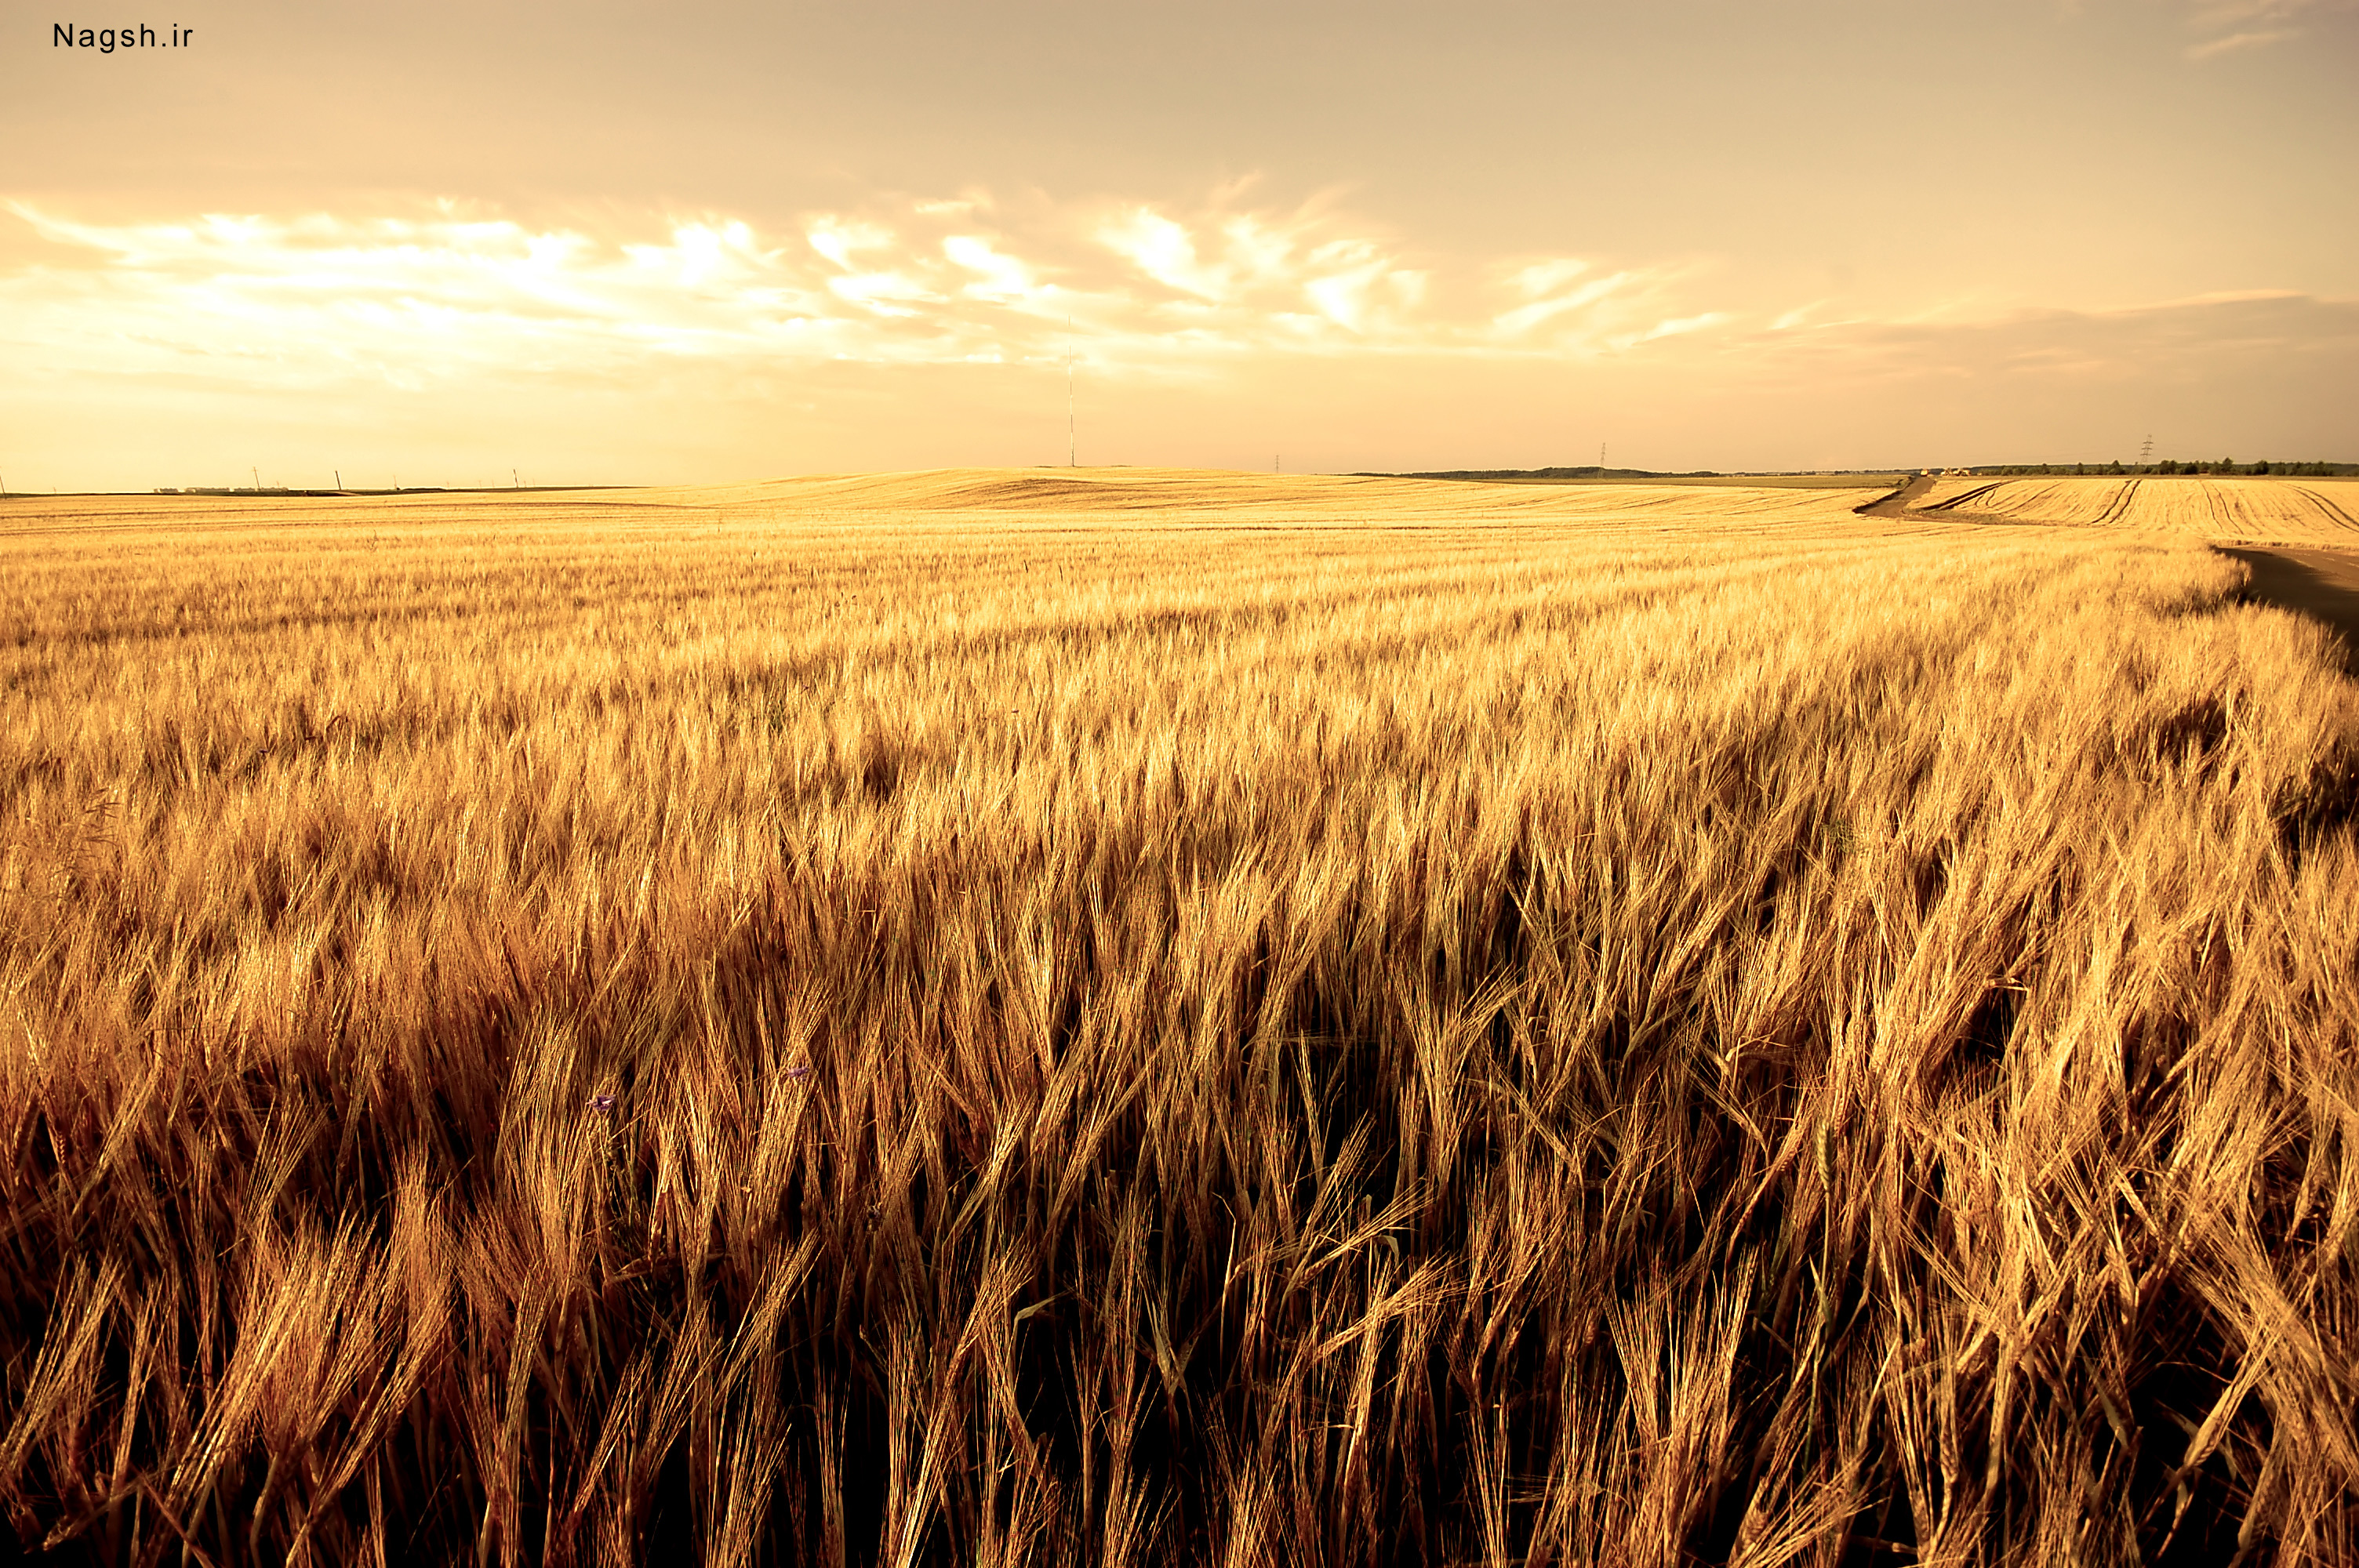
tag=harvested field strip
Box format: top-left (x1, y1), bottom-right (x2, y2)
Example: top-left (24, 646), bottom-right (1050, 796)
top-left (4, 474), bottom-right (2359, 1566)
top-left (1903, 475), bottom-right (2359, 544)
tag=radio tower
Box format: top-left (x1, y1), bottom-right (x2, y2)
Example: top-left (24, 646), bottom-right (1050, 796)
top-left (1064, 319), bottom-right (1078, 469)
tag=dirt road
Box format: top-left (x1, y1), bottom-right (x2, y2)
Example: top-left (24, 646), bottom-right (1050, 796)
top-left (1854, 474), bottom-right (1936, 518)
top-left (2220, 545), bottom-right (2359, 672)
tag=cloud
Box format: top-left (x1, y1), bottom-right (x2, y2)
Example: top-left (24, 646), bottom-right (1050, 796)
top-left (1085, 202), bottom-right (1437, 336)
top-left (0, 191), bottom-right (1720, 404)
top-left (1679, 289), bottom-right (2359, 467)
top-left (805, 217), bottom-right (894, 270)
top-left (1628, 313), bottom-right (1731, 346)
top-left (941, 235), bottom-right (1036, 303)
top-left (2186, 0), bottom-right (2314, 27)
top-left (1714, 291), bottom-right (2359, 397)
top-left (8, 191), bottom-right (2345, 487)
top-left (2186, 27), bottom-right (2298, 56)
top-left (1493, 273), bottom-right (1630, 336)
top-left (4, 191), bottom-right (2349, 487)
top-left (1096, 208), bottom-right (1219, 299)
top-left (2179, 0), bottom-right (2345, 56)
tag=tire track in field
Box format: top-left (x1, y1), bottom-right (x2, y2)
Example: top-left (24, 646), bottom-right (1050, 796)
top-left (2092, 479), bottom-right (2141, 527)
top-left (2295, 486), bottom-right (2359, 532)
top-left (1921, 481), bottom-right (2007, 513)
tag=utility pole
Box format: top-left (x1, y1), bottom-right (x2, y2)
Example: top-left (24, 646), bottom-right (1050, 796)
top-left (1599, 441), bottom-right (1607, 475)
top-left (252, 466), bottom-right (260, 492)
top-left (514, 468), bottom-right (520, 488)
top-left (1067, 354), bottom-right (1076, 468)
top-left (335, 470), bottom-right (342, 490)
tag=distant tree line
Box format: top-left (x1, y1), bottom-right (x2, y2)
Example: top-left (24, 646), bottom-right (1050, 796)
top-left (1383, 462), bottom-right (2357, 483)
top-left (1965, 459), bottom-right (2356, 477)
top-left (1378, 466), bottom-right (1727, 481)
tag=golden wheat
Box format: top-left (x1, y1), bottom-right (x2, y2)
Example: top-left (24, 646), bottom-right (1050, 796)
top-left (1911, 474), bottom-right (2359, 543)
top-left (2, 470), bottom-right (2357, 1566)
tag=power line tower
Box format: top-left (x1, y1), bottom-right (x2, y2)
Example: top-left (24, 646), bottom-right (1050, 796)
top-left (1063, 318), bottom-right (1079, 470)
top-left (2139, 434), bottom-right (2154, 466)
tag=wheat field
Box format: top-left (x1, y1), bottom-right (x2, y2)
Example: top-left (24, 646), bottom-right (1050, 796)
top-left (5, 470), bottom-right (2359, 1566)
top-left (1910, 475), bottom-right (2359, 543)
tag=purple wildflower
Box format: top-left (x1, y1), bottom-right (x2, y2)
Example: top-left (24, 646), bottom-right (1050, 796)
top-left (786, 1065), bottom-right (812, 1079)
top-left (589, 1093), bottom-right (616, 1112)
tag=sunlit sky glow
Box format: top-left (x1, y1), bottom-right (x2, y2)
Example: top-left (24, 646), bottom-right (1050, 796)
top-left (6, 0), bottom-right (2354, 488)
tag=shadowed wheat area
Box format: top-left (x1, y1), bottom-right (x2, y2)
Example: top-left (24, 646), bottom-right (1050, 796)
top-left (5, 470), bottom-right (2359, 1566)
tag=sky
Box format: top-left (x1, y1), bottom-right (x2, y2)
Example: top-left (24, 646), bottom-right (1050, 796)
top-left (5, 0), bottom-right (2355, 488)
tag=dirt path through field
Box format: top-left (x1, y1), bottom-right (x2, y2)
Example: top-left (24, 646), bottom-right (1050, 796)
top-left (1855, 473), bottom-right (1936, 517)
top-left (2221, 545), bottom-right (2359, 671)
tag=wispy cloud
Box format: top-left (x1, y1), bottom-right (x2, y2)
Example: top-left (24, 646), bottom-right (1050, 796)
top-left (9, 191), bottom-right (2346, 487)
top-left (2179, 0), bottom-right (2341, 56)
top-left (1721, 289), bottom-right (2359, 391)
top-left (2186, 0), bottom-right (2314, 25)
top-left (2186, 25), bottom-right (2297, 55)
top-left (0, 191), bottom-right (1725, 404)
